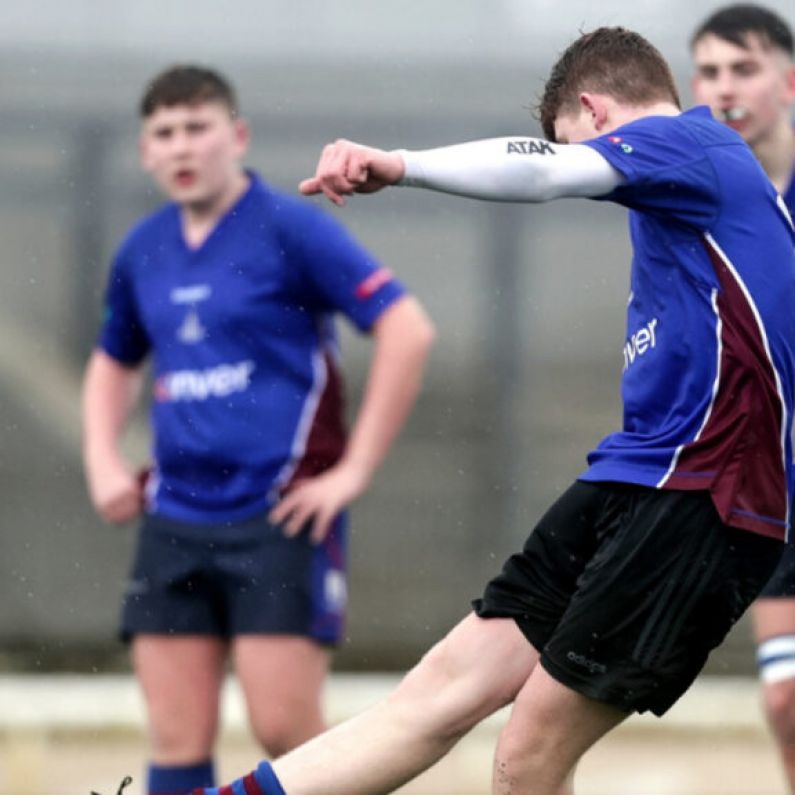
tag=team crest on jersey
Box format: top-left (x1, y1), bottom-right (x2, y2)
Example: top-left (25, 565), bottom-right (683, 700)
top-left (177, 308), bottom-right (206, 344)
top-left (608, 136), bottom-right (633, 154)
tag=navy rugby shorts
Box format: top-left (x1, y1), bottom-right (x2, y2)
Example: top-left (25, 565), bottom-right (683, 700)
top-left (474, 481), bottom-right (783, 716)
top-left (120, 511), bottom-right (348, 645)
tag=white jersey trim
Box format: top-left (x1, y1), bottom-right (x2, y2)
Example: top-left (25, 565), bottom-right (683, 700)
top-left (777, 193), bottom-right (794, 230)
top-left (657, 287), bottom-right (723, 489)
top-left (269, 346), bottom-right (328, 501)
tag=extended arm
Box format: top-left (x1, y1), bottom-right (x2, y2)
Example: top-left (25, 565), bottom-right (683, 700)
top-left (300, 137), bottom-right (623, 205)
top-left (82, 349), bottom-right (146, 524)
top-left (400, 137), bottom-right (623, 201)
top-left (269, 295), bottom-right (435, 542)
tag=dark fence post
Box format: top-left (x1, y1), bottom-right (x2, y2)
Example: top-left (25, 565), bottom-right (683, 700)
top-left (482, 201), bottom-right (527, 544)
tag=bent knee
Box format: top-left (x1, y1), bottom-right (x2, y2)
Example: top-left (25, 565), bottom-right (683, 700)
top-left (253, 726), bottom-right (304, 759)
top-left (494, 722), bottom-right (555, 782)
top-left (250, 709), bottom-right (325, 758)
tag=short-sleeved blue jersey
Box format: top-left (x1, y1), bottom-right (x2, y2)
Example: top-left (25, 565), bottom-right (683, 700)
top-left (100, 173), bottom-right (406, 524)
top-left (581, 107), bottom-right (795, 541)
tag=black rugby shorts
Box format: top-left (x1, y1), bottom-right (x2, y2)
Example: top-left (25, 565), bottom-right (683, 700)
top-left (759, 543), bottom-right (795, 598)
top-left (474, 480), bottom-right (782, 715)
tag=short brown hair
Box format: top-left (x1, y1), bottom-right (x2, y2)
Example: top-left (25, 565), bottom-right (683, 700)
top-left (140, 65), bottom-right (239, 118)
top-left (690, 4), bottom-right (793, 56)
top-left (539, 27), bottom-right (681, 141)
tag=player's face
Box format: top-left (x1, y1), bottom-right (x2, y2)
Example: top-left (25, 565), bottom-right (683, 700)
top-left (553, 107), bottom-right (600, 145)
top-left (139, 101), bottom-right (249, 207)
top-left (691, 32), bottom-right (795, 147)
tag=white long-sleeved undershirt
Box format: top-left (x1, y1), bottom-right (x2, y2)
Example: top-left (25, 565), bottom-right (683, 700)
top-left (397, 137), bottom-right (624, 203)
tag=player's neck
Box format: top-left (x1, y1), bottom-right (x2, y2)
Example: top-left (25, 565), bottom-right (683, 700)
top-left (180, 169), bottom-right (250, 250)
top-left (608, 101), bottom-right (680, 130)
top-left (752, 119), bottom-right (795, 194)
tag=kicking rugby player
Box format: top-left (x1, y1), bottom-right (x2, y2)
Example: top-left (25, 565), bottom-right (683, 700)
top-left (195, 26), bottom-right (795, 795)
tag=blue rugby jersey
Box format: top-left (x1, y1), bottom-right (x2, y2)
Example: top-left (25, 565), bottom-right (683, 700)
top-left (581, 106), bottom-right (795, 541)
top-left (99, 173), bottom-right (405, 523)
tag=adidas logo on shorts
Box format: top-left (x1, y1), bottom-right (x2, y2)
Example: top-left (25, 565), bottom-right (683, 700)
top-left (566, 650), bottom-right (607, 675)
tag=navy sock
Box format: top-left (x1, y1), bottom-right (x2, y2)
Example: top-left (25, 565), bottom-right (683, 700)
top-left (252, 761), bottom-right (287, 795)
top-left (192, 761), bottom-right (286, 795)
top-left (147, 760), bottom-right (215, 795)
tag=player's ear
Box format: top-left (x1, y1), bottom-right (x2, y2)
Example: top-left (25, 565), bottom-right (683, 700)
top-left (579, 92), bottom-right (608, 131)
top-left (233, 118), bottom-right (251, 156)
top-left (784, 62), bottom-right (795, 104)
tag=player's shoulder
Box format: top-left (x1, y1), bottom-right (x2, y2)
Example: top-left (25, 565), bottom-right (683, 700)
top-left (255, 176), bottom-right (332, 224)
top-left (251, 175), bottom-right (346, 247)
top-left (116, 202), bottom-right (178, 259)
top-left (612, 106), bottom-right (724, 144)
top-left (592, 107), bottom-right (746, 172)
top-left (675, 106), bottom-right (747, 150)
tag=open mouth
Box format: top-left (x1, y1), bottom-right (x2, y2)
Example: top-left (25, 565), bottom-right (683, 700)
top-left (173, 169), bottom-right (197, 187)
top-left (720, 107), bottom-right (747, 123)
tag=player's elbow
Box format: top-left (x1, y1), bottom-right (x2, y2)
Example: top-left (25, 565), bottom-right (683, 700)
top-left (397, 301), bottom-right (436, 376)
top-left (379, 295), bottom-right (436, 352)
top-left (408, 302), bottom-right (437, 359)
top-left (414, 306), bottom-right (437, 352)
top-left (529, 166), bottom-right (564, 202)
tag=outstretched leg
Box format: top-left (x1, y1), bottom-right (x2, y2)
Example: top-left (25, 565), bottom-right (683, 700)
top-left (198, 613), bottom-right (538, 795)
top-left (274, 613), bottom-right (538, 795)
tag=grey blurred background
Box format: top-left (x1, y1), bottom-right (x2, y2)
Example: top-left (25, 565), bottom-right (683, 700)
top-left (1, 0), bottom-right (792, 674)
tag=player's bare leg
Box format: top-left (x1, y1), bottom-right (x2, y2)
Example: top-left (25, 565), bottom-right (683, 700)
top-left (753, 598), bottom-right (795, 791)
top-left (234, 636), bottom-right (330, 757)
top-left (492, 663), bottom-right (627, 795)
top-left (271, 613), bottom-right (538, 795)
top-left (133, 635), bottom-right (226, 764)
